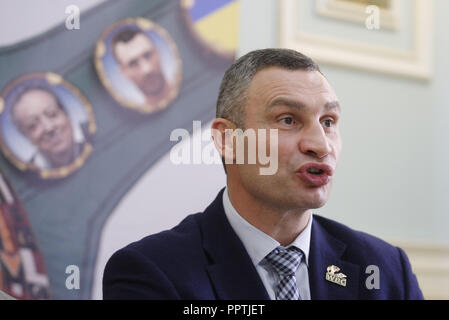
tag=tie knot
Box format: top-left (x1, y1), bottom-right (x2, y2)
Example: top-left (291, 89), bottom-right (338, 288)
top-left (264, 246), bottom-right (303, 276)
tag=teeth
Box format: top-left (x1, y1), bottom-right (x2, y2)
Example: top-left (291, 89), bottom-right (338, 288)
top-left (307, 168), bottom-right (323, 174)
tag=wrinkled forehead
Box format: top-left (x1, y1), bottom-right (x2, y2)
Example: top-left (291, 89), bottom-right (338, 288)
top-left (114, 33), bottom-right (156, 64)
top-left (248, 67), bottom-right (338, 108)
top-left (13, 89), bottom-right (60, 120)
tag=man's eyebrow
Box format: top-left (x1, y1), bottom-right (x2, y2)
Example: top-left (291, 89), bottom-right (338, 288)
top-left (325, 101), bottom-right (341, 113)
top-left (267, 97), bottom-right (341, 113)
top-left (267, 97), bottom-right (306, 111)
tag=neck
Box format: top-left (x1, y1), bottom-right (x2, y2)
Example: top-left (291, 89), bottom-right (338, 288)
top-left (226, 177), bottom-right (311, 247)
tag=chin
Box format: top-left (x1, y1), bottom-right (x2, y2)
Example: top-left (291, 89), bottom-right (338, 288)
top-left (279, 192), bottom-right (327, 211)
top-left (308, 199), bottom-right (328, 209)
top-left (51, 143), bottom-right (71, 155)
top-left (298, 188), bottom-right (330, 209)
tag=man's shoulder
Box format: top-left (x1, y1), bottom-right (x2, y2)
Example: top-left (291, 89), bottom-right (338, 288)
top-left (312, 215), bottom-right (424, 299)
top-left (313, 214), bottom-right (401, 260)
top-left (103, 211), bottom-right (213, 299)
top-left (106, 189), bottom-right (226, 274)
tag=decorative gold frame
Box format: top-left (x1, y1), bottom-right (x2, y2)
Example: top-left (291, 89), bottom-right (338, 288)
top-left (0, 72), bottom-right (96, 179)
top-left (316, 0), bottom-right (401, 30)
top-left (94, 17), bottom-right (183, 114)
top-left (279, 0), bottom-right (433, 80)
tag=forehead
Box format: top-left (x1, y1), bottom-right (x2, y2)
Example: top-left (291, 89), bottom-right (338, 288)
top-left (114, 33), bottom-right (155, 63)
top-left (13, 89), bottom-right (59, 118)
top-left (247, 67), bottom-right (338, 109)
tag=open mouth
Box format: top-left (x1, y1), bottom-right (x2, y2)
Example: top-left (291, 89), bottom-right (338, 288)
top-left (306, 168), bottom-right (324, 175)
top-left (296, 163), bottom-right (334, 187)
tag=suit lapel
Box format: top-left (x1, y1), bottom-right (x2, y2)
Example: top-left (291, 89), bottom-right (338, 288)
top-left (197, 188), bottom-right (270, 300)
top-left (309, 216), bottom-right (360, 300)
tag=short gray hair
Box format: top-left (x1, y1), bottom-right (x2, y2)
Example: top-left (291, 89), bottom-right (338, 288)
top-left (216, 48), bottom-right (321, 128)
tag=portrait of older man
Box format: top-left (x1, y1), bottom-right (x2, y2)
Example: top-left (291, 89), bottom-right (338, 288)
top-left (103, 49), bottom-right (423, 300)
top-left (11, 86), bottom-right (85, 170)
top-left (112, 28), bottom-right (172, 108)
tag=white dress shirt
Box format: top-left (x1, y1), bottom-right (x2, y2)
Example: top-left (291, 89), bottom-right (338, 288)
top-left (222, 187), bottom-right (312, 300)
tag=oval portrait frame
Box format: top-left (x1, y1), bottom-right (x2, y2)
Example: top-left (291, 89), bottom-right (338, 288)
top-left (0, 72), bottom-right (97, 180)
top-left (179, 0), bottom-right (237, 60)
top-left (94, 17), bottom-right (183, 114)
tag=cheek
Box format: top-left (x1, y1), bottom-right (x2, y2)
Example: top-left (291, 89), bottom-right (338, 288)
top-left (256, 131), bottom-right (293, 169)
top-left (29, 130), bottom-right (43, 144)
top-left (136, 68), bottom-right (149, 81)
top-left (332, 136), bottom-right (342, 160)
top-left (60, 117), bottom-right (73, 137)
top-left (124, 68), bottom-right (140, 81)
top-left (151, 55), bottom-right (161, 70)
top-left (276, 137), bottom-right (299, 167)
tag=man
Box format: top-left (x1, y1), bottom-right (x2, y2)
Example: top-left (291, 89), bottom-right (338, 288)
top-left (112, 28), bottom-right (172, 109)
top-left (11, 87), bottom-right (85, 169)
top-left (103, 49), bottom-right (423, 299)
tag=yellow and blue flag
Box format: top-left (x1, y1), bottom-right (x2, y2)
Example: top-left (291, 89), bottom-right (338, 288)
top-left (182, 0), bottom-right (239, 57)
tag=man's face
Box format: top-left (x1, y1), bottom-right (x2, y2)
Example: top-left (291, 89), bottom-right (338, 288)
top-left (114, 33), bottom-right (166, 97)
top-left (13, 89), bottom-right (74, 158)
top-left (237, 67), bottom-right (342, 211)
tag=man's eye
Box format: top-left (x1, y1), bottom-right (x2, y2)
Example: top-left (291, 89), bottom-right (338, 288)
top-left (46, 110), bottom-right (58, 118)
top-left (322, 119), bottom-right (334, 128)
top-left (280, 117), bottom-right (295, 125)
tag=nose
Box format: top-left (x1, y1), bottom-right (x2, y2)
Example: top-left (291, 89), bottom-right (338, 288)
top-left (41, 116), bottom-right (56, 134)
top-left (140, 58), bottom-right (154, 74)
top-left (298, 123), bottom-right (332, 159)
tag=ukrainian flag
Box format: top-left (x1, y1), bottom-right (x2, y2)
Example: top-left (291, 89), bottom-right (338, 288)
top-left (183, 0), bottom-right (239, 54)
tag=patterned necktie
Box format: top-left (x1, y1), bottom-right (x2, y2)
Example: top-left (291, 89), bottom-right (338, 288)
top-left (264, 246), bottom-right (303, 300)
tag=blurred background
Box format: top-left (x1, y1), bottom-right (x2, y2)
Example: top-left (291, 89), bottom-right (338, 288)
top-left (0, 0), bottom-right (447, 300)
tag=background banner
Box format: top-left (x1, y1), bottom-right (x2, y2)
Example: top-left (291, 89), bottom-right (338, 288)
top-left (0, 0), bottom-right (238, 299)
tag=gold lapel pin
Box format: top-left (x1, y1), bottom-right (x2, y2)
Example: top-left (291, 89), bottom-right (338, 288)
top-left (325, 265), bottom-right (347, 287)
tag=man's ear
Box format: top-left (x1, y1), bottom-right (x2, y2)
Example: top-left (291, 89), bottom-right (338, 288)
top-left (211, 118), bottom-right (236, 164)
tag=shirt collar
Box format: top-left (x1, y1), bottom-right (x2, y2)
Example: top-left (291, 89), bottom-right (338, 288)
top-left (222, 187), bottom-right (312, 266)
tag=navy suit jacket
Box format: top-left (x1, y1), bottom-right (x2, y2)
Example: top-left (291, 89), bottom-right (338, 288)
top-left (103, 188), bottom-right (424, 300)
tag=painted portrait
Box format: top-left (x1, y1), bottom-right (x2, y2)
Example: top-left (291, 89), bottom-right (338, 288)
top-left (0, 73), bottom-right (96, 179)
top-left (95, 18), bottom-right (182, 114)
